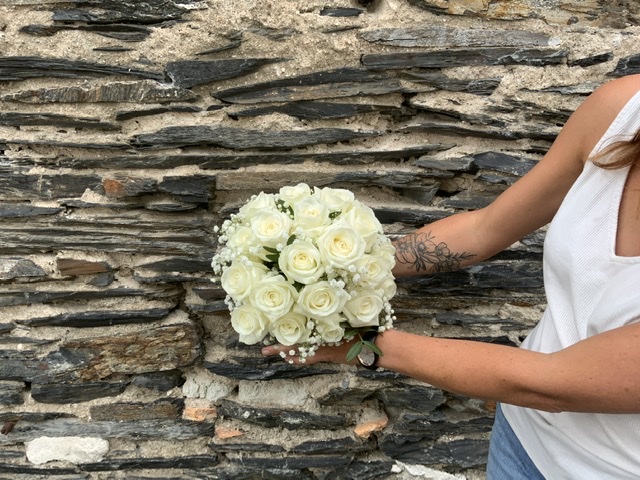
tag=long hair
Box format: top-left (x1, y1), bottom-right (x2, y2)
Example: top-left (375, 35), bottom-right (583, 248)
top-left (593, 128), bottom-right (640, 169)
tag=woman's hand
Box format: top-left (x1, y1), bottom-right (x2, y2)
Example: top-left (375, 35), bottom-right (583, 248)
top-left (261, 339), bottom-right (359, 366)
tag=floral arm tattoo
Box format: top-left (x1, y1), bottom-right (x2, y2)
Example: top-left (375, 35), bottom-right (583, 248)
top-left (395, 231), bottom-right (476, 273)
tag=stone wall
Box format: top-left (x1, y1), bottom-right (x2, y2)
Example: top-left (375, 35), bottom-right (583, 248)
top-left (0, 0), bottom-right (638, 478)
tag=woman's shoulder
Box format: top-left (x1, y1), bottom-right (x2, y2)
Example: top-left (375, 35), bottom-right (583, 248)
top-left (587, 74), bottom-right (640, 117)
top-left (567, 75), bottom-right (640, 161)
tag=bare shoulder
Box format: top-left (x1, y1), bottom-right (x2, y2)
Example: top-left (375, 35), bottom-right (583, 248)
top-left (587, 74), bottom-right (640, 113)
top-left (563, 75), bottom-right (640, 162)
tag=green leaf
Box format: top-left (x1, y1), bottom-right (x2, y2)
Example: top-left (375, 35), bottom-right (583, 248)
top-left (287, 234), bottom-right (297, 245)
top-left (346, 341), bottom-right (363, 362)
top-left (265, 254), bottom-right (279, 263)
top-left (341, 326), bottom-right (357, 338)
top-left (329, 211), bottom-right (342, 220)
top-left (363, 340), bottom-right (383, 357)
top-left (264, 246), bottom-right (278, 254)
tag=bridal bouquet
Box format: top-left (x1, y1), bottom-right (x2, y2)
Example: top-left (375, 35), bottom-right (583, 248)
top-left (211, 183), bottom-right (396, 363)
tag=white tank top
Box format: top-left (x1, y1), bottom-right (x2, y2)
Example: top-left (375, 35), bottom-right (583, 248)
top-left (501, 90), bottom-right (640, 479)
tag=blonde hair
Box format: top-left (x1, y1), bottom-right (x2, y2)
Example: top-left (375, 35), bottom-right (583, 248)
top-left (593, 129), bottom-right (640, 169)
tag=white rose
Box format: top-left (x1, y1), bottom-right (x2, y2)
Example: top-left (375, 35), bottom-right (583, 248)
top-left (238, 191), bottom-right (277, 217)
top-left (279, 183), bottom-right (311, 205)
top-left (297, 280), bottom-right (349, 318)
top-left (293, 196), bottom-right (330, 231)
top-left (221, 259), bottom-right (268, 302)
top-left (231, 304), bottom-right (269, 345)
top-left (316, 224), bottom-right (365, 270)
top-left (250, 209), bottom-right (292, 248)
top-left (226, 225), bottom-right (255, 255)
top-left (343, 289), bottom-right (384, 328)
top-left (269, 311), bottom-right (309, 346)
top-left (376, 239), bottom-right (396, 259)
top-left (316, 313), bottom-right (345, 343)
top-left (356, 253), bottom-right (395, 289)
top-left (278, 239), bottom-right (325, 285)
top-left (220, 259), bottom-right (267, 302)
top-left (380, 277), bottom-right (397, 300)
top-left (340, 202), bottom-right (382, 250)
top-left (250, 274), bottom-right (298, 320)
top-left (313, 186), bottom-right (354, 213)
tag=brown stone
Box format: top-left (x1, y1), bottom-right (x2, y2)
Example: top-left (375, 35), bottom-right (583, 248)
top-left (215, 425), bottom-right (244, 439)
top-left (354, 415), bottom-right (389, 439)
top-left (183, 406), bottom-right (218, 422)
top-left (62, 321), bottom-right (204, 381)
top-left (57, 258), bottom-right (111, 275)
top-left (90, 399), bottom-right (184, 421)
top-left (102, 177), bottom-right (157, 198)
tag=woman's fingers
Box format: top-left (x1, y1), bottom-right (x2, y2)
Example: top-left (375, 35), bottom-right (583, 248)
top-left (262, 344), bottom-right (305, 364)
top-left (262, 341), bottom-right (356, 365)
top-left (261, 345), bottom-right (283, 357)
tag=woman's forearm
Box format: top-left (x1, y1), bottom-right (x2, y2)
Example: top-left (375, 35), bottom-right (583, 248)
top-left (374, 329), bottom-right (559, 411)
top-left (391, 209), bottom-right (515, 278)
top-left (373, 327), bottom-right (640, 415)
top-left (264, 319), bottom-right (640, 414)
top-left (392, 212), bottom-right (481, 277)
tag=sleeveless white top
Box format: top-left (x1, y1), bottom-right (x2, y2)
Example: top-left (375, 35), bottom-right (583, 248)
top-left (501, 90), bottom-right (640, 479)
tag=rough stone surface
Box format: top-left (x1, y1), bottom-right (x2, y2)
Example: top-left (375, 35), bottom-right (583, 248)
top-left (25, 437), bottom-right (109, 465)
top-left (0, 0), bottom-right (636, 478)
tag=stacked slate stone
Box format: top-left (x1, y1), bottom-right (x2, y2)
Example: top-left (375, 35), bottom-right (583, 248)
top-left (0, 0), bottom-right (638, 478)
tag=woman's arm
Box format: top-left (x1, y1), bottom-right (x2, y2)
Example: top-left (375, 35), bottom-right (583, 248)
top-left (392, 75), bottom-right (640, 278)
top-left (375, 325), bottom-right (640, 414)
top-left (266, 322), bottom-right (640, 414)
top-left (264, 76), bottom-right (640, 413)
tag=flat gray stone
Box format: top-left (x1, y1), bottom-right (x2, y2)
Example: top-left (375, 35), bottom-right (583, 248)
top-left (0, 380), bottom-right (24, 405)
top-left (0, 258), bottom-right (46, 280)
top-left (212, 67), bottom-right (408, 104)
top-left (362, 48), bottom-right (567, 70)
top-left (49, 144), bottom-right (452, 170)
top-left (132, 126), bottom-right (376, 150)
top-left (50, 0), bottom-right (204, 23)
top-left (0, 112), bottom-right (119, 129)
top-left (2, 80), bottom-right (197, 104)
top-left (0, 56), bottom-right (162, 82)
top-left (20, 23), bottom-right (153, 42)
top-left (361, 27), bottom-right (552, 48)
top-left (166, 58), bottom-right (281, 88)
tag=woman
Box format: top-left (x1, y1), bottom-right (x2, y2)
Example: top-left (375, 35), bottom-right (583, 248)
top-left (263, 74), bottom-right (640, 479)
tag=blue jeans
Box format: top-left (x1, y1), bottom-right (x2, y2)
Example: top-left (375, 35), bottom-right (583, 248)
top-left (486, 404), bottom-right (545, 479)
